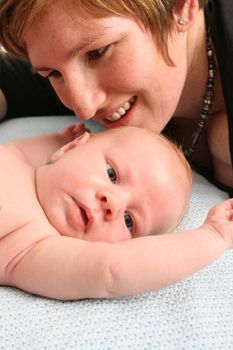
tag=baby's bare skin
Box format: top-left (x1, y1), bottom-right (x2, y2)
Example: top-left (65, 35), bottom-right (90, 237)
top-left (0, 125), bottom-right (232, 300)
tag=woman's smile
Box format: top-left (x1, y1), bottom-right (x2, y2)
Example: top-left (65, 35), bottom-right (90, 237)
top-left (103, 96), bottom-right (136, 122)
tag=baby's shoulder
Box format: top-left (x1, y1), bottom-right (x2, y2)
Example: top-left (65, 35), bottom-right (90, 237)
top-left (0, 144), bottom-right (59, 282)
top-left (0, 143), bottom-right (11, 158)
top-left (0, 143), bottom-right (27, 173)
top-left (0, 143), bottom-right (56, 239)
top-left (0, 144), bottom-right (34, 207)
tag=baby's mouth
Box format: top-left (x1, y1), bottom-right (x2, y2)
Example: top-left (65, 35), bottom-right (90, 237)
top-left (105, 96), bottom-right (136, 122)
top-left (73, 197), bottom-right (91, 229)
top-left (79, 207), bottom-right (89, 226)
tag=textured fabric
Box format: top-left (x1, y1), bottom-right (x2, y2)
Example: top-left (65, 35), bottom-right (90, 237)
top-left (0, 117), bottom-right (232, 350)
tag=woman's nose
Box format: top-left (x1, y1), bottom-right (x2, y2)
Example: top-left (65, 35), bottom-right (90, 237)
top-left (64, 73), bottom-right (106, 120)
top-left (96, 190), bottom-right (122, 221)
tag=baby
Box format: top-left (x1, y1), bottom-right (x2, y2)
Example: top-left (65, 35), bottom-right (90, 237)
top-left (0, 124), bottom-right (232, 300)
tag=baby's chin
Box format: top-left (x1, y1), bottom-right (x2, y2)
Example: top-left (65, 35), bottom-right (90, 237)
top-left (60, 228), bottom-right (85, 240)
top-left (45, 213), bottom-right (85, 240)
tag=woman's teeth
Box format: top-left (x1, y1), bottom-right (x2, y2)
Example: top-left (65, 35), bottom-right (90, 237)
top-left (106, 97), bottom-right (135, 121)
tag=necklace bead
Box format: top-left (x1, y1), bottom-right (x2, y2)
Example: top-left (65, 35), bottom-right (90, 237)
top-left (184, 26), bottom-right (215, 160)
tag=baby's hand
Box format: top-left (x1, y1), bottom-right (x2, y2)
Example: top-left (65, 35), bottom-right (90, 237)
top-left (203, 199), bottom-right (233, 249)
top-left (61, 124), bottom-right (91, 143)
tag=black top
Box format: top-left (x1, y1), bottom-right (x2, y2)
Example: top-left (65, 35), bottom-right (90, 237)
top-left (205, 0), bottom-right (233, 166)
top-left (0, 54), bottom-right (73, 118)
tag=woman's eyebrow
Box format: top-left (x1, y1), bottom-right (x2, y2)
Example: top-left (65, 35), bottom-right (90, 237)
top-left (31, 35), bottom-right (101, 73)
top-left (31, 24), bottom-right (120, 72)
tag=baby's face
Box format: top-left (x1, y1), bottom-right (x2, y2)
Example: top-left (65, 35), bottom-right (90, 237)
top-left (37, 128), bottom-right (189, 242)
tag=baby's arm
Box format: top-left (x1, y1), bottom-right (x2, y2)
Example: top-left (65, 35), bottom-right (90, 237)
top-left (3, 199), bottom-right (233, 300)
top-left (107, 199), bottom-right (232, 297)
top-left (4, 124), bottom-right (88, 167)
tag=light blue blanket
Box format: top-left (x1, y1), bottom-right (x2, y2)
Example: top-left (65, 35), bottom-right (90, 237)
top-left (0, 116), bottom-right (232, 350)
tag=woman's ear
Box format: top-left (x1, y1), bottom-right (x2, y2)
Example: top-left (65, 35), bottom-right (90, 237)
top-left (174, 0), bottom-right (200, 32)
top-left (51, 131), bottom-right (91, 163)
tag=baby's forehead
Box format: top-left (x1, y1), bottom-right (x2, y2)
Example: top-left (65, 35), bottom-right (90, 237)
top-left (96, 127), bottom-right (159, 144)
top-left (92, 128), bottom-right (177, 161)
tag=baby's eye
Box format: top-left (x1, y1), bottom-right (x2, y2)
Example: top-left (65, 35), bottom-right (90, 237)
top-left (124, 212), bottom-right (133, 231)
top-left (88, 45), bottom-right (110, 60)
top-left (106, 164), bottom-right (117, 184)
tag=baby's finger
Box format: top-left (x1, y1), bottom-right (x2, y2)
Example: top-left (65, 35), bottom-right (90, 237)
top-left (74, 125), bottom-right (91, 135)
top-left (224, 198), bottom-right (233, 220)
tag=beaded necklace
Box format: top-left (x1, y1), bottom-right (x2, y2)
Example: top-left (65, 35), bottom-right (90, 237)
top-left (184, 26), bottom-right (215, 160)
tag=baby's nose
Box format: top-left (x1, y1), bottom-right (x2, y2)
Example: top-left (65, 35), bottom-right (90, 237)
top-left (96, 190), bottom-right (122, 221)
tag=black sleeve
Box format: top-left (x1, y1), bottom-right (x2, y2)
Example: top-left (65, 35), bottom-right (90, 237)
top-left (0, 53), bottom-right (74, 118)
top-left (205, 0), bottom-right (233, 165)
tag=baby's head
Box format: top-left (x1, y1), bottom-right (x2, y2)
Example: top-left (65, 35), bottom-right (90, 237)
top-left (37, 126), bottom-right (192, 242)
top-left (109, 126), bottom-right (192, 234)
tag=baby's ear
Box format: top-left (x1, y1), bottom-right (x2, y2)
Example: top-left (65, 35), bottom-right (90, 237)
top-left (51, 131), bottom-right (90, 163)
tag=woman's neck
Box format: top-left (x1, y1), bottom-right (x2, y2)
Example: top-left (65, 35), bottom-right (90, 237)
top-left (174, 10), bottom-right (207, 120)
top-left (174, 9), bottom-right (224, 121)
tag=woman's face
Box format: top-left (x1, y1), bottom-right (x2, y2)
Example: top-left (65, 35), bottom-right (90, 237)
top-left (26, 2), bottom-right (188, 133)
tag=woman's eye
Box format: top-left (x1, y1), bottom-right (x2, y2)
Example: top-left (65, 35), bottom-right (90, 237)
top-left (106, 164), bottom-right (117, 183)
top-left (124, 212), bottom-right (133, 231)
top-left (47, 70), bottom-right (62, 80)
top-left (88, 45), bottom-right (109, 60)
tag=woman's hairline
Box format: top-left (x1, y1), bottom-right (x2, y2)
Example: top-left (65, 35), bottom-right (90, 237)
top-left (0, 0), bottom-right (206, 64)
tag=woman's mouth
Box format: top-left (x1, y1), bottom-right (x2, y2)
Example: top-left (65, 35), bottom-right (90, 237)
top-left (105, 96), bottom-right (136, 122)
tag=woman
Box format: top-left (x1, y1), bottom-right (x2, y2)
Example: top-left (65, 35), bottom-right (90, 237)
top-left (0, 0), bottom-right (232, 192)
